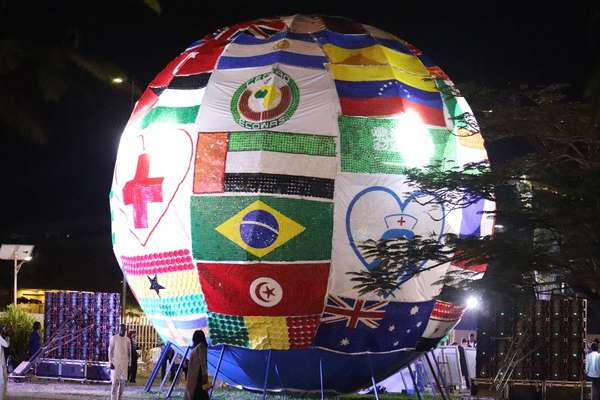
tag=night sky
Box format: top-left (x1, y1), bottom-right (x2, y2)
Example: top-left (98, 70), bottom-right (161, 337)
top-left (0, 2), bottom-right (597, 309)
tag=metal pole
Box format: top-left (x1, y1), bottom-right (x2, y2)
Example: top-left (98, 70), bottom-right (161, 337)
top-left (121, 274), bottom-right (127, 320)
top-left (145, 342), bottom-right (171, 392)
top-left (159, 354), bottom-right (177, 392)
top-left (209, 345), bottom-right (226, 400)
top-left (13, 254), bottom-right (18, 305)
top-left (431, 351), bottom-right (451, 398)
top-left (167, 346), bottom-right (191, 398)
top-left (399, 367), bottom-right (409, 394)
top-left (262, 350), bottom-right (272, 400)
top-left (319, 357), bottom-right (324, 400)
top-left (408, 364), bottom-right (423, 400)
top-left (425, 352), bottom-right (448, 400)
top-left (370, 373), bottom-right (380, 400)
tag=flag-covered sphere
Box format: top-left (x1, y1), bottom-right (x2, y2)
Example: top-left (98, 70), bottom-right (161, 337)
top-left (110, 15), bottom-right (494, 393)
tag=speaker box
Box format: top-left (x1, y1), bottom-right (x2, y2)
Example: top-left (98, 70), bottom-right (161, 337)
top-left (85, 363), bottom-right (111, 381)
top-left (508, 381), bottom-right (543, 400)
top-left (61, 362), bottom-right (85, 379)
top-left (545, 381), bottom-right (590, 400)
top-left (35, 360), bottom-right (60, 377)
top-left (471, 379), bottom-right (503, 399)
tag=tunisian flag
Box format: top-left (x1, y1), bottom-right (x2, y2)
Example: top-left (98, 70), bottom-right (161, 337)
top-left (198, 262), bottom-right (329, 316)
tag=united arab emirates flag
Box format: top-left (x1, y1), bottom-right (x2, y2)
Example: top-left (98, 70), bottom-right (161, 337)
top-left (191, 195), bottom-right (333, 261)
top-left (193, 131), bottom-right (336, 199)
top-left (338, 115), bottom-right (457, 174)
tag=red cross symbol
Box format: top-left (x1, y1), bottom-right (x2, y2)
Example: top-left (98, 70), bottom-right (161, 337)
top-left (397, 216), bottom-right (406, 226)
top-left (123, 153), bottom-right (164, 229)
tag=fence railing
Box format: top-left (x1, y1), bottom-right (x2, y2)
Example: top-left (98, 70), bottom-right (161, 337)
top-left (123, 314), bottom-right (162, 362)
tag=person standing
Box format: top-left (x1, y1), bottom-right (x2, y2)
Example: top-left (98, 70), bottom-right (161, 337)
top-left (109, 324), bottom-right (131, 400)
top-left (127, 330), bottom-right (138, 384)
top-left (469, 333), bottom-right (477, 348)
top-left (28, 322), bottom-right (41, 360)
top-left (587, 342), bottom-right (600, 400)
top-left (0, 327), bottom-right (9, 400)
top-left (184, 330), bottom-right (210, 400)
top-left (458, 338), bottom-right (471, 389)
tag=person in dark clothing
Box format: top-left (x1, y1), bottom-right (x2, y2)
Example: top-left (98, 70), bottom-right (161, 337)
top-left (184, 330), bottom-right (209, 400)
top-left (127, 330), bottom-right (138, 383)
top-left (458, 338), bottom-right (470, 389)
top-left (28, 321), bottom-right (41, 359)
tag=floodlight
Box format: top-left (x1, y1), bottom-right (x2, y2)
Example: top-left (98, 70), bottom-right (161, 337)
top-left (1, 244), bottom-right (35, 305)
top-left (466, 295), bottom-right (480, 310)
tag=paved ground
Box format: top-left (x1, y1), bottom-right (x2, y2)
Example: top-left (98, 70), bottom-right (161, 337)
top-left (6, 379), bottom-right (471, 399)
top-left (8, 380), bottom-right (183, 400)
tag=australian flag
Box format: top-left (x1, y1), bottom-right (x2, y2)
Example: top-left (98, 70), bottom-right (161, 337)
top-left (314, 295), bottom-right (435, 354)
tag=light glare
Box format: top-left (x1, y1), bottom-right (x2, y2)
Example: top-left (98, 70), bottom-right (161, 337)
top-left (466, 296), bottom-right (479, 310)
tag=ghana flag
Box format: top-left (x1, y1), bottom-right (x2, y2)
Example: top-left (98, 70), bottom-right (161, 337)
top-left (191, 196), bottom-right (333, 261)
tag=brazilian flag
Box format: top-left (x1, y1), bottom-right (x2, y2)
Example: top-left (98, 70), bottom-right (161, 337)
top-left (191, 196), bottom-right (333, 261)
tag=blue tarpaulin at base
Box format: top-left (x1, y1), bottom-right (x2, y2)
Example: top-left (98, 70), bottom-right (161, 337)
top-left (207, 345), bottom-right (421, 393)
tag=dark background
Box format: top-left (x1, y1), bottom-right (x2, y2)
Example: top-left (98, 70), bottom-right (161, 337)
top-left (0, 1), bottom-right (598, 324)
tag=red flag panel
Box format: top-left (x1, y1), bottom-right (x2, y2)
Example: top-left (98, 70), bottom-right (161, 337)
top-left (198, 262), bottom-right (330, 316)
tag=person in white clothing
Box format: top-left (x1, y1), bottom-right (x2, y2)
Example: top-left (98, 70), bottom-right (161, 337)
top-left (0, 327), bottom-right (9, 400)
top-left (586, 342), bottom-right (600, 400)
top-left (108, 324), bottom-right (131, 400)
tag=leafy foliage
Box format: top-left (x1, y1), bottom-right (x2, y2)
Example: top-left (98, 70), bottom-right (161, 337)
top-left (350, 82), bottom-right (600, 303)
top-left (0, 0), bottom-right (159, 143)
top-left (0, 305), bottom-right (36, 365)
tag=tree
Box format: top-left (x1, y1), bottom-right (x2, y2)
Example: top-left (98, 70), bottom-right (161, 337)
top-left (0, 0), bottom-right (160, 143)
top-left (0, 305), bottom-right (36, 365)
top-left (349, 81), bottom-right (600, 304)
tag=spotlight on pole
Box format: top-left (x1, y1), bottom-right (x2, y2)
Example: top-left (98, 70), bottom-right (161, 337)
top-left (466, 295), bottom-right (480, 310)
top-left (0, 244), bottom-right (35, 305)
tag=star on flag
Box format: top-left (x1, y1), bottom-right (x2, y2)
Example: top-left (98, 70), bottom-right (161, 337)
top-left (340, 337), bottom-right (350, 346)
top-left (148, 275), bottom-right (165, 297)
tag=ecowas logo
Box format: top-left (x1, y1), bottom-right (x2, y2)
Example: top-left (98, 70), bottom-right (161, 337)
top-left (230, 68), bottom-right (299, 129)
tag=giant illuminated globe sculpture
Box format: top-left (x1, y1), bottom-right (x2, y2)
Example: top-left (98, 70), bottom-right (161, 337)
top-left (110, 15), bottom-right (494, 393)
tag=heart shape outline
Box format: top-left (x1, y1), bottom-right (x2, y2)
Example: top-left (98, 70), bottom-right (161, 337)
top-left (114, 128), bottom-right (193, 247)
top-left (345, 185), bottom-right (446, 276)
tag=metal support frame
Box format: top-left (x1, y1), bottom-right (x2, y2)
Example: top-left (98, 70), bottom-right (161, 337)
top-left (262, 350), bottom-right (272, 400)
top-left (370, 373), bottom-right (380, 400)
top-left (159, 354), bottom-right (177, 392)
top-left (209, 345), bottom-right (226, 400)
top-left (431, 351), bottom-right (451, 398)
top-left (407, 364), bottom-right (423, 400)
top-left (167, 346), bottom-right (191, 398)
top-left (145, 342), bottom-right (171, 392)
top-left (398, 367), bottom-right (408, 394)
top-left (319, 357), bottom-right (325, 400)
top-left (425, 352), bottom-right (448, 400)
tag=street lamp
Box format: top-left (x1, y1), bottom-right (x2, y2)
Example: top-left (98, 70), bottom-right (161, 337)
top-left (112, 75), bottom-right (134, 319)
top-left (0, 244), bottom-right (35, 305)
